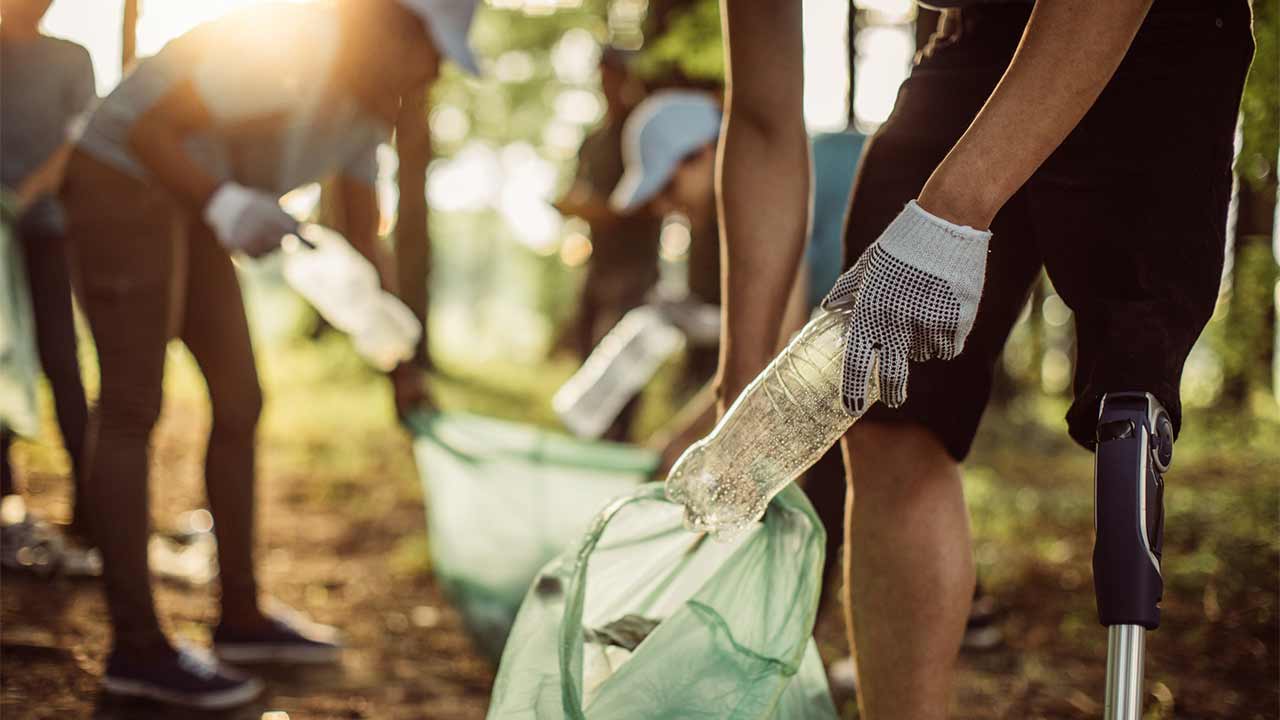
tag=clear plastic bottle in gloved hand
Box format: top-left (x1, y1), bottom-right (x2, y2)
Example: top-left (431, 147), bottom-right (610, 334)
top-left (665, 307), bottom-right (876, 539)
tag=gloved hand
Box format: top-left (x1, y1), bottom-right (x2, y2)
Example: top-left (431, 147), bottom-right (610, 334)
top-left (822, 200), bottom-right (991, 416)
top-left (203, 182), bottom-right (297, 258)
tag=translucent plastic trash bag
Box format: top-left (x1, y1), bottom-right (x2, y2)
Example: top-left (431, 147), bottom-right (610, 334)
top-left (487, 483), bottom-right (838, 720)
top-left (0, 197), bottom-right (40, 437)
top-left (407, 412), bottom-right (659, 659)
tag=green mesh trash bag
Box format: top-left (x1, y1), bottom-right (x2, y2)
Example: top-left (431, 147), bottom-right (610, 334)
top-left (486, 482), bottom-right (838, 720)
top-left (407, 411), bottom-right (660, 659)
top-left (0, 194), bottom-right (40, 437)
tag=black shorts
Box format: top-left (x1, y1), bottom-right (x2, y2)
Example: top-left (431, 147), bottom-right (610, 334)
top-left (842, 0), bottom-right (1255, 460)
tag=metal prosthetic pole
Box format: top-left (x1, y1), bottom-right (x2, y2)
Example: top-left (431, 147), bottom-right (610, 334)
top-left (1093, 392), bottom-right (1174, 720)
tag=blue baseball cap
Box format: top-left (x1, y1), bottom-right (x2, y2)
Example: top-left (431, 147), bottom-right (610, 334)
top-left (610, 91), bottom-right (722, 213)
top-left (399, 0), bottom-right (481, 76)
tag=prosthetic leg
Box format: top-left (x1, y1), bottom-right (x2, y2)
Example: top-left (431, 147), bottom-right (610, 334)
top-left (1093, 392), bottom-right (1174, 720)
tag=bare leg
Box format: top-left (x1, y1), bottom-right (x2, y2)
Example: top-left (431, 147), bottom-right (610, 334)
top-left (841, 420), bottom-right (974, 720)
top-left (840, 438), bottom-right (856, 660)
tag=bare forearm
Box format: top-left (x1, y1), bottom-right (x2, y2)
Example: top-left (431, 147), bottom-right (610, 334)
top-left (340, 178), bottom-right (396, 292)
top-left (919, 0), bottom-right (1152, 228)
top-left (650, 382), bottom-right (718, 471)
top-left (554, 184), bottom-right (618, 229)
top-left (717, 120), bottom-right (810, 392)
top-left (129, 125), bottom-right (220, 212)
top-left (776, 262), bottom-right (810, 352)
top-left (716, 0), bottom-right (809, 407)
top-left (16, 144), bottom-right (73, 210)
top-left (395, 84), bottom-right (430, 263)
top-left (127, 79), bottom-right (222, 212)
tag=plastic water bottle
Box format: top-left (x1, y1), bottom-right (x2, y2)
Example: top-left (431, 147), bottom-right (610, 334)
top-left (665, 307), bottom-right (876, 538)
top-left (280, 224), bottom-right (422, 372)
top-left (650, 295), bottom-right (721, 348)
top-left (554, 305), bottom-right (685, 439)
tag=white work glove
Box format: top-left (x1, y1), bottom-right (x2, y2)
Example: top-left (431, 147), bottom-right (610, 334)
top-left (822, 200), bottom-right (991, 416)
top-left (203, 182), bottom-right (297, 258)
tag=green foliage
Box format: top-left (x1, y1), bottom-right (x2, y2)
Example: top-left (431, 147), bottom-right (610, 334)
top-left (633, 0), bottom-right (724, 84)
top-left (1220, 240), bottom-right (1280, 405)
top-left (432, 5), bottom-right (607, 152)
top-left (1239, 0), bottom-right (1278, 193)
top-left (423, 5), bottom-right (611, 341)
top-left (391, 534), bottom-right (433, 577)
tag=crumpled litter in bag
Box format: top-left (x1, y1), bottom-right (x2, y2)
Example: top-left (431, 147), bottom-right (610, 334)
top-left (487, 483), bottom-right (838, 719)
top-left (407, 411), bottom-right (659, 659)
top-left (0, 196), bottom-right (40, 438)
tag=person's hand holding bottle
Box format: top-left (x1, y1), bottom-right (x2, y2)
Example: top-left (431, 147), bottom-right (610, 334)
top-left (821, 200), bottom-right (991, 416)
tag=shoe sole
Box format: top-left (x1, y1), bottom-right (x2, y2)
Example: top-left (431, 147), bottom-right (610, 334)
top-left (102, 675), bottom-right (263, 710)
top-left (962, 625), bottom-right (1005, 652)
top-left (215, 642), bottom-right (342, 665)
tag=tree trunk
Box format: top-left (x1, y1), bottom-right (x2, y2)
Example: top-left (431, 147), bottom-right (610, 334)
top-left (395, 86), bottom-right (433, 370)
top-left (1220, 174), bottom-right (1278, 407)
top-left (121, 0), bottom-right (139, 72)
top-left (847, 6), bottom-right (860, 127)
top-left (1221, 0), bottom-right (1278, 406)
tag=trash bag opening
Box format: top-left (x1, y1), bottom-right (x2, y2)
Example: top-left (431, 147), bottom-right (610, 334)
top-left (554, 483), bottom-right (828, 717)
top-left (411, 411), bottom-right (660, 660)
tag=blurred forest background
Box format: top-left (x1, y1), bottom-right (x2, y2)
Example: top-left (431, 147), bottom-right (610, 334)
top-left (2, 1), bottom-right (1277, 718)
top-left (55, 0), bottom-right (1278, 418)
top-left (335, 0), bottom-right (1280, 426)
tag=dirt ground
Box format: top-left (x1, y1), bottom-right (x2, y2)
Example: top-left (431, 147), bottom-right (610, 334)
top-left (2, 390), bottom-right (494, 720)
top-left (2, 353), bottom-right (1276, 719)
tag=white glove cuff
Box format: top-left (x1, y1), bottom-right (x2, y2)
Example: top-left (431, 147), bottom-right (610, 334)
top-left (877, 200), bottom-right (991, 281)
top-left (203, 182), bottom-right (251, 240)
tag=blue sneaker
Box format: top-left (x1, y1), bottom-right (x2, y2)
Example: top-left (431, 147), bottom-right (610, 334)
top-left (214, 605), bottom-right (342, 664)
top-left (102, 645), bottom-right (262, 710)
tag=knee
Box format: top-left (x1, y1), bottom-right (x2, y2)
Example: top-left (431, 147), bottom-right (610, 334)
top-left (96, 383), bottom-right (163, 439)
top-left (210, 382), bottom-right (263, 441)
top-left (844, 420), bottom-right (960, 497)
